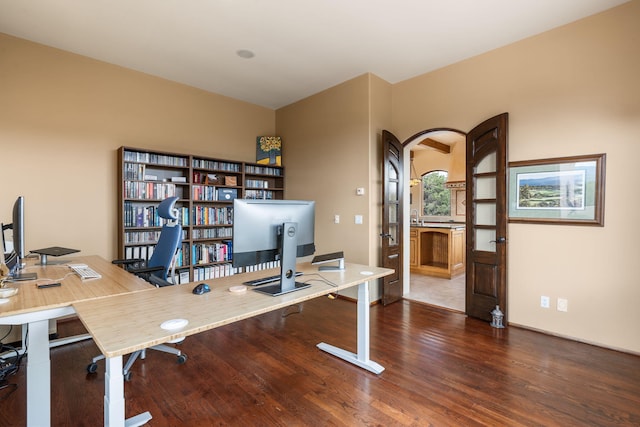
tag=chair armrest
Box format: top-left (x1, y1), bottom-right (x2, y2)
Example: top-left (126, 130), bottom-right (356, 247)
top-left (148, 275), bottom-right (173, 288)
top-left (112, 258), bottom-right (144, 266)
top-left (128, 265), bottom-right (164, 275)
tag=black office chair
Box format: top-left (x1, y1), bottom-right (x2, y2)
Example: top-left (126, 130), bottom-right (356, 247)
top-left (87, 196), bottom-right (187, 380)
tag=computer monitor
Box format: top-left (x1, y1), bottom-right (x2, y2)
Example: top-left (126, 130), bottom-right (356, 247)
top-left (232, 199), bottom-right (315, 296)
top-left (2, 196), bottom-right (36, 280)
top-left (12, 196), bottom-right (26, 262)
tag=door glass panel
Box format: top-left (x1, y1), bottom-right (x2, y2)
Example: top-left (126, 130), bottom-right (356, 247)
top-left (475, 229), bottom-right (496, 252)
top-left (389, 203), bottom-right (397, 223)
top-left (389, 224), bottom-right (398, 246)
top-left (476, 152), bottom-right (496, 174)
top-left (388, 163), bottom-right (398, 181)
top-left (475, 176), bottom-right (496, 199)
top-left (475, 203), bottom-right (496, 226)
top-left (389, 181), bottom-right (397, 201)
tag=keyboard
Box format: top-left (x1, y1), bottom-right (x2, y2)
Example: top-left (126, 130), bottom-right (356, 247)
top-left (243, 271), bottom-right (303, 286)
top-left (68, 264), bottom-right (102, 280)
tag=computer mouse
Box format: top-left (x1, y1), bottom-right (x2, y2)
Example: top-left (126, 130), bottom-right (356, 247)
top-left (192, 283), bottom-right (210, 295)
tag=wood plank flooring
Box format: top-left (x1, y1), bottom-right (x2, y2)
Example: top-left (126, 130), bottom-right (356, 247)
top-left (1, 298), bottom-right (639, 426)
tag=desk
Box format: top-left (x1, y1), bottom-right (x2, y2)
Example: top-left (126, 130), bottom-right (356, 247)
top-left (0, 256), bottom-right (153, 427)
top-left (73, 262), bottom-right (393, 427)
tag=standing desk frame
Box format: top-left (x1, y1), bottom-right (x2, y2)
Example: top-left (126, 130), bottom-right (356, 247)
top-left (0, 306), bottom-right (75, 426)
top-left (0, 256), bottom-right (152, 427)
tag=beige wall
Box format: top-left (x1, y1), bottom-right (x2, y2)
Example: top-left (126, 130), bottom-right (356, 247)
top-left (0, 33), bottom-right (274, 260)
top-left (276, 74), bottom-right (391, 300)
top-left (368, 75), bottom-right (393, 268)
top-left (392, 1), bottom-right (640, 353)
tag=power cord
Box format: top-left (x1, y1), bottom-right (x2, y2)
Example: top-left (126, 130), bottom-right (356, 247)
top-left (279, 273), bottom-right (341, 318)
top-left (299, 273), bottom-right (340, 299)
top-left (0, 342), bottom-right (21, 400)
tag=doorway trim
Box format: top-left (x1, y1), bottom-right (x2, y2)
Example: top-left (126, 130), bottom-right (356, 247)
top-left (400, 128), bottom-right (466, 298)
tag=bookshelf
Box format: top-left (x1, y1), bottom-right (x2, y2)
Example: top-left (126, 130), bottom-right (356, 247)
top-left (118, 146), bottom-right (284, 283)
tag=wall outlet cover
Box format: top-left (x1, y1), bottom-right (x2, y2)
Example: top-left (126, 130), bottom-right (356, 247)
top-left (541, 296), bottom-right (550, 308)
top-left (557, 298), bottom-right (568, 312)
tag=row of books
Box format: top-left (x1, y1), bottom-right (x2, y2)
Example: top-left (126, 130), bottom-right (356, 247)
top-left (192, 185), bottom-right (218, 201)
top-left (245, 190), bottom-right (276, 200)
top-left (124, 229), bottom-right (188, 244)
top-left (123, 162), bottom-right (147, 181)
top-left (192, 205), bottom-right (233, 225)
top-left (192, 260), bottom-right (282, 281)
top-left (192, 242), bottom-right (232, 264)
top-left (124, 181), bottom-right (179, 200)
top-left (192, 159), bottom-right (241, 172)
top-left (192, 226), bottom-right (232, 239)
top-left (124, 151), bottom-right (188, 167)
top-left (245, 179), bottom-right (271, 188)
top-left (124, 202), bottom-right (234, 229)
top-left (123, 202), bottom-right (190, 227)
top-left (244, 165), bottom-right (282, 176)
top-left (193, 264), bottom-right (234, 281)
top-left (192, 185), bottom-right (239, 201)
top-left (124, 243), bottom-right (189, 267)
top-left (236, 260), bottom-right (281, 274)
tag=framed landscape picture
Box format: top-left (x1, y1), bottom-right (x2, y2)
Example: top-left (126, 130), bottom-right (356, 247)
top-left (508, 153), bottom-right (606, 226)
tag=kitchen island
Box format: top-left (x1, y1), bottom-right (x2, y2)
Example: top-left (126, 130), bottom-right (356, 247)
top-left (410, 223), bottom-right (465, 279)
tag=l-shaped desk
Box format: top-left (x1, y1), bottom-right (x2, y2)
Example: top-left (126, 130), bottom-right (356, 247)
top-left (0, 255), bottom-right (393, 427)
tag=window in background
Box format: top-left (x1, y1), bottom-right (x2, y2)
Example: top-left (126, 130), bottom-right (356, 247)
top-left (421, 170), bottom-right (450, 217)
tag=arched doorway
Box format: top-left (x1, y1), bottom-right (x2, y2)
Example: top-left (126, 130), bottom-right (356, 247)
top-left (402, 129), bottom-right (466, 312)
top-left (383, 114), bottom-right (509, 322)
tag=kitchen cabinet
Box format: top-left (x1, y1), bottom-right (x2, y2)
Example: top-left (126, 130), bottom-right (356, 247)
top-left (410, 225), bottom-right (465, 279)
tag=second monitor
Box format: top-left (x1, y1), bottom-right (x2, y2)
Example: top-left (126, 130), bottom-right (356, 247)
top-left (232, 199), bottom-right (315, 296)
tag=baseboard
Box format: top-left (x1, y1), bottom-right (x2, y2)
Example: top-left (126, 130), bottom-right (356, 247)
top-left (508, 321), bottom-right (640, 357)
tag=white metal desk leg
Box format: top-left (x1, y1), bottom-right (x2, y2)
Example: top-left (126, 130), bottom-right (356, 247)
top-left (317, 280), bottom-right (385, 374)
top-left (26, 320), bottom-right (50, 427)
top-left (104, 356), bottom-right (152, 427)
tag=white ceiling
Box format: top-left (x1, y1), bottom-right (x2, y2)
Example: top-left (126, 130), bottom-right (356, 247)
top-left (0, 0), bottom-right (628, 109)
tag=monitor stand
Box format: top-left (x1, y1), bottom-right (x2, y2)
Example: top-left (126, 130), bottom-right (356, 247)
top-left (312, 251), bottom-right (345, 271)
top-left (31, 246), bottom-right (80, 266)
top-left (254, 222), bottom-right (310, 297)
top-left (3, 251), bottom-right (37, 281)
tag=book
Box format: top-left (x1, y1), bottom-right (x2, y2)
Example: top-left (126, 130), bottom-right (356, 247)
top-left (217, 188), bottom-right (237, 201)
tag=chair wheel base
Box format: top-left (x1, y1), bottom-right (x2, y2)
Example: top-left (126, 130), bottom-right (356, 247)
top-left (177, 354), bottom-right (187, 364)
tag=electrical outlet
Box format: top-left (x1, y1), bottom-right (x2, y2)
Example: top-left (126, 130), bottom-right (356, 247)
top-left (557, 298), bottom-right (568, 312)
top-left (540, 296), bottom-right (550, 309)
top-left (355, 215), bottom-right (363, 224)
top-left (334, 215), bottom-right (340, 224)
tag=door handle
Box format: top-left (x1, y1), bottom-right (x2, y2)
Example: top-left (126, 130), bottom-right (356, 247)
top-left (490, 237), bottom-right (506, 243)
top-left (380, 233), bottom-right (392, 238)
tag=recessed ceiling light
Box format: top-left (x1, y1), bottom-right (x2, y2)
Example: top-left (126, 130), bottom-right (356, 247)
top-left (236, 49), bottom-right (255, 59)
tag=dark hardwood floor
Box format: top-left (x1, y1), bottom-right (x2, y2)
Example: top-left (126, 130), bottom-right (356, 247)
top-left (1, 298), bottom-right (639, 426)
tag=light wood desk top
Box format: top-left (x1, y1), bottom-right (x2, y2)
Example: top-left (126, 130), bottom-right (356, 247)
top-left (0, 255), bottom-right (152, 321)
top-left (74, 262), bottom-right (393, 358)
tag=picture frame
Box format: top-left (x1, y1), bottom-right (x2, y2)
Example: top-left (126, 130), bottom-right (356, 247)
top-left (508, 153), bottom-right (606, 226)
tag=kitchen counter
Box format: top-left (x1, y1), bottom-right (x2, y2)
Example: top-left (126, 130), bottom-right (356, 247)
top-left (412, 222), bottom-right (465, 229)
top-left (410, 225), bottom-right (465, 278)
